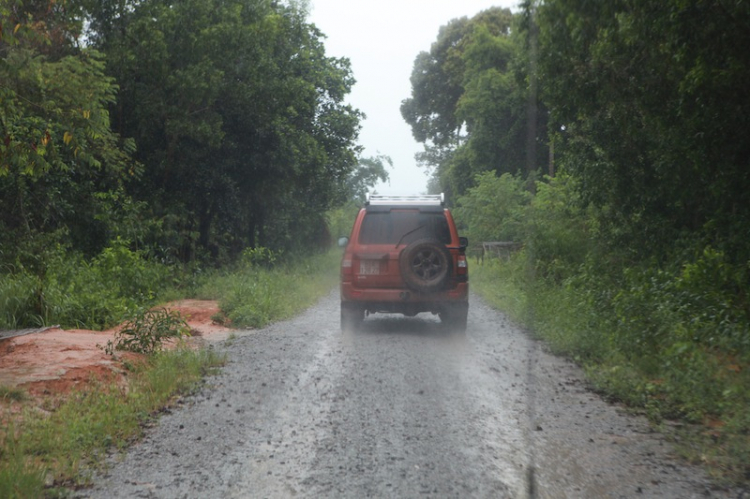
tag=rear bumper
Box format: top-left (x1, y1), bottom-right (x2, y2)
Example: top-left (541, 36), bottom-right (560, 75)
top-left (340, 282), bottom-right (468, 315)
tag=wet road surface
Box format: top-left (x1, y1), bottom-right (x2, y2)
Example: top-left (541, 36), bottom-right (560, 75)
top-left (83, 292), bottom-right (738, 498)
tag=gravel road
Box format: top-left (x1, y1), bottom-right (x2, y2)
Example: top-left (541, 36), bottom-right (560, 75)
top-left (82, 291), bottom-right (742, 498)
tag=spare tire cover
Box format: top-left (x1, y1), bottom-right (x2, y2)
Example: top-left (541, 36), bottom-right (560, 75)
top-left (399, 238), bottom-right (452, 293)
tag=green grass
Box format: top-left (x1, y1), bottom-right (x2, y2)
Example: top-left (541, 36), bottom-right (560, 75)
top-left (0, 240), bottom-right (172, 331)
top-left (0, 347), bottom-right (226, 497)
top-left (0, 386), bottom-right (27, 403)
top-left (197, 249), bottom-right (341, 329)
top-left (470, 254), bottom-right (528, 323)
top-left (0, 248), bottom-right (342, 497)
top-left (472, 253), bottom-right (750, 486)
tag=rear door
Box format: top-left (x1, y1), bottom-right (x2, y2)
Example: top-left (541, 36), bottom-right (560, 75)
top-left (352, 208), bottom-right (452, 290)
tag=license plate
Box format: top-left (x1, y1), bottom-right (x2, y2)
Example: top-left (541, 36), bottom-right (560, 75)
top-left (359, 260), bottom-right (380, 275)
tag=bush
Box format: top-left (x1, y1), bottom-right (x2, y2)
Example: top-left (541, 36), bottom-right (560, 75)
top-left (0, 271), bottom-right (42, 329)
top-left (525, 174), bottom-right (594, 283)
top-left (455, 171), bottom-right (531, 245)
top-left (327, 202), bottom-right (360, 241)
top-left (465, 174), bottom-right (750, 483)
top-left (106, 307), bottom-right (189, 354)
top-left (0, 238), bottom-right (172, 330)
top-left (208, 249), bottom-right (341, 329)
top-left (240, 246), bottom-right (281, 269)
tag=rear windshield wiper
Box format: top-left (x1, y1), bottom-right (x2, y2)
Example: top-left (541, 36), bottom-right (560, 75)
top-left (395, 224), bottom-right (426, 248)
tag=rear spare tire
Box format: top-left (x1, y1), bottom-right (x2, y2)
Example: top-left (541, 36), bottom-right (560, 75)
top-left (399, 238), bottom-right (452, 293)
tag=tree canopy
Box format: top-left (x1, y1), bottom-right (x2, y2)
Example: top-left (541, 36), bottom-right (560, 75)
top-left (1, 0), bottom-right (365, 265)
top-left (401, 7), bottom-right (547, 199)
top-left (87, 0), bottom-right (362, 259)
top-left (0, 0), bottom-right (137, 258)
top-left (405, 0), bottom-right (750, 269)
top-left (536, 0), bottom-right (750, 261)
top-left (346, 154), bottom-right (392, 205)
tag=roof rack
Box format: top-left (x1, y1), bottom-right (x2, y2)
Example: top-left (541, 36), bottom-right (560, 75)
top-left (365, 193), bottom-right (445, 206)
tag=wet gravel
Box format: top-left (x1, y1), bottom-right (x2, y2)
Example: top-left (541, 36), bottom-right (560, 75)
top-left (82, 291), bottom-right (744, 498)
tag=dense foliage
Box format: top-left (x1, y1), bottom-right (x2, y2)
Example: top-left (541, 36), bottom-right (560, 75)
top-left (401, 6), bottom-right (548, 199)
top-left (536, 0), bottom-right (750, 268)
top-left (86, 0), bottom-right (363, 260)
top-left (414, 0), bottom-right (750, 482)
top-left (1, 0), bottom-right (367, 264)
top-left (0, 0), bottom-right (138, 261)
top-left (0, 0), bottom-right (389, 329)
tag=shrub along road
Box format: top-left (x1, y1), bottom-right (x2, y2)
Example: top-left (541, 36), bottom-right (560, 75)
top-left (83, 292), bottom-right (741, 498)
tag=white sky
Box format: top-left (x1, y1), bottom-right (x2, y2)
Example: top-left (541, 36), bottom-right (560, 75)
top-left (308, 0), bottom-right (520, 196)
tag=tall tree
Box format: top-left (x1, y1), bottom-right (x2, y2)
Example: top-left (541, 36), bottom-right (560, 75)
top-left (400, 16), bottom-right (470, 149)
top-left (345, 154), bottom-right (392, 205)
top-left (88, 0), bottom-right (362, 259)
top-left (0, 0), bottom-right (137, 258)
top-left (401, 7), bottom-right (546, 199)
top-left (536, 0), bottom-right (750, 261)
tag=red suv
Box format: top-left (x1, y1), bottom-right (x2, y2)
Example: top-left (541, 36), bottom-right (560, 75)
top-left (339, 194), bottom-right (469, 332)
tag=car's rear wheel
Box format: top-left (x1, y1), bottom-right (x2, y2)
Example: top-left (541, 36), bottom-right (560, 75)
top-left (399, 238), bottom-right (452, 293)
top-left (340, 302), bottom-right (363, 333)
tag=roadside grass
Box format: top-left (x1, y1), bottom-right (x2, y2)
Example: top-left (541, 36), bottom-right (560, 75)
top-left (472, 255), bottom-right (750, 486)
top-left (0, 239), bottom-right (342, 332)
top-left (0, 248), bottom-right (341, 497)
top-left (470, 254), bottom-right (528, 324)
top-left (0, 239), bottom-right (175, 331)
top-left (196, 249), bottom-right (341, 329)
top-left (0, 386), bottom-right (27, 403)
top-left (0, 347), bottom-right (226, 498)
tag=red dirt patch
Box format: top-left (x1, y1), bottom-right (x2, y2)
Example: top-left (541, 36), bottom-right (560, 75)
top-left (0, 300), bottom-right (232, 398)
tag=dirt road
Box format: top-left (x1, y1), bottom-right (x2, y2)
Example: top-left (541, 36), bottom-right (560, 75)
top-left (82, 292), bottom-right (738, 498)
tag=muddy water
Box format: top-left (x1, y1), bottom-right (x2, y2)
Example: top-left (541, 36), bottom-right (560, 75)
top-left (83, 292), bottom-right (737, 498)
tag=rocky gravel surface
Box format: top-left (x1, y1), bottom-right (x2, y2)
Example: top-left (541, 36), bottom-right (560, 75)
top-left (82, 291), bottom-right (744, 498)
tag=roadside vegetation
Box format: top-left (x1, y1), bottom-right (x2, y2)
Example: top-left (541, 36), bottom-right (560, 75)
top-left (3, 0), bottom-right (749, 493)
top-left (463, 173), bottom-right (750, 485)
top-left (0, 2), bottom-right (375, 495)
top-left (194, 247), bottom-right (342, 329)
top-left (402, 1), bottom-right (749, 487)
top-left (0, 242), bottom-right (342, 333)
top-left (0, 347), bottom-right (226, 498)
top-left (0, 246), bottom-right (342, 497)
top-left (0, 0), bottom-right (386, 333)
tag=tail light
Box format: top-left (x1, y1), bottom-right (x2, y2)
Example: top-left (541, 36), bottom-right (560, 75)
top-left (456, 255), bottom-right (468, 275)
top-left (341, 256), bottom-right (353, 278)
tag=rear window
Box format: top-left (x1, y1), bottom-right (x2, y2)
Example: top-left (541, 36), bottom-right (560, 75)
top-left (358, 210), bottom-right (451, 245)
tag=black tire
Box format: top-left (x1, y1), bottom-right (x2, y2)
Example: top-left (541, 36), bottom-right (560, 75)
top-left (340, 302), bottom-right (363, 333)
top-left (399, 238), bottom-right (452, 293)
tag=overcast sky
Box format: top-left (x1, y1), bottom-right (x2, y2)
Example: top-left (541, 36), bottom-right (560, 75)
top-left (308, 0), bottom-right (519, 196)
